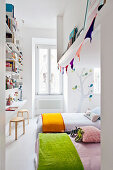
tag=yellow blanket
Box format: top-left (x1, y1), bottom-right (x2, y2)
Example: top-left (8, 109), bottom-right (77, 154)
top-left (42, 113), bottom-right (65, 133)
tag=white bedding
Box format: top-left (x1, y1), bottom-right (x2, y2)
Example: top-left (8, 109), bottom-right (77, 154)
top-left (37, 113), bottom-right (101, 133)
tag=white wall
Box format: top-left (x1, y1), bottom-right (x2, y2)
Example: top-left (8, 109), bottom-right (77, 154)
top-left (64, 67), bottom-right (100, 113)
top-left (0, 1), bottom-right (5, 170)
top-left (57, 16), bottom-right (63, 62)
top-left (22, 27), bottom-right (56, 118)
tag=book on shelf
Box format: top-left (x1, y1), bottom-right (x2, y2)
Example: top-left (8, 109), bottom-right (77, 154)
top-left (6, 60), bottom-right (15, 72)
top-left (6, 33), bottom-right (14, 43)
top-left (6, 3), bottom-right (14, 18)
top-left (6, 107), bottom-right (18, 111)
top-left (6, 15), bottom-right (17, 33)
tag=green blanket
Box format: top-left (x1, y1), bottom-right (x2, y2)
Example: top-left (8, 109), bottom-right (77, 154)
top-left (38, 133), bottom-right (84, 170)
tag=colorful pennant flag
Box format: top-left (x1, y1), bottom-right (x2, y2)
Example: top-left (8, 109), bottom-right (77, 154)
top-left (70, 58), bottom-right (74, 70)
top-left (85, 16), bottom-right (96, 42)
top-left (60, 66), bottom-right (61, 72)
top-left (65, 65), bottom-right (68, 73)
top-left (76, 42), bottom-right (83, 61)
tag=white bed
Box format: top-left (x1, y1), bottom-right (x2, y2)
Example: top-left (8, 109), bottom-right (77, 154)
top-left (36, 113), bottom-right (101, 133)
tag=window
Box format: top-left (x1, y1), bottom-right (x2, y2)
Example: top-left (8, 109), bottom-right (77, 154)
top-left (36, 45), bottom-right (62, 95)
top-left (94, 68), bottom-right (101, 94)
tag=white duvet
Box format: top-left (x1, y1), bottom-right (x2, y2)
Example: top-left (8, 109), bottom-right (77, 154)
top-left (36, 113), bottom-right (101, 133)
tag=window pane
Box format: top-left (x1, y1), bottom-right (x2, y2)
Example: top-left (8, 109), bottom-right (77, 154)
top-left (39, 48), bottom-right (48, 94)
top-left (50, 49), bottom-right (61, 94)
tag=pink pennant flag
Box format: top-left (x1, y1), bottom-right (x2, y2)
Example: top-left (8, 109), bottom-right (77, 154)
top-left (60, 66), bottom-right (61, 72)
top-left (76, 41), bottom-right (84, 61)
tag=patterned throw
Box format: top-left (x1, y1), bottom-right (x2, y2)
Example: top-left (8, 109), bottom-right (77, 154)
top-left (38, 133), bottom-right (84, 170)
top-left (42, 113), bottom-right (65, 133)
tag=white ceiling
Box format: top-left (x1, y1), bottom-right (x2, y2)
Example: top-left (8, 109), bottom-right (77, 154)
top-left (6, 0), bottom-right (70, 29)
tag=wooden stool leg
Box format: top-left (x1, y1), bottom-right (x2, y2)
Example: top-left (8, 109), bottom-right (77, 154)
top-left (9, 121), bottom-right (11, 136)
top-left (15, 122), bottom-right (17, 140)
top-left (27, 111), bottom-right (29, 124)
top-left (23, 120), bottom-right (25, 134)
top-left (22, 112), bottom-right (23, 117)
top-left (17, 111), bottom-right (19, 117)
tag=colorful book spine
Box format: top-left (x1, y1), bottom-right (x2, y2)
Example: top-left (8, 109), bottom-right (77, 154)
top-left (6, 3), bottom-right (14, 18)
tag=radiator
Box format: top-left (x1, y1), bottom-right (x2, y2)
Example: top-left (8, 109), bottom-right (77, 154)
top-left (35, 96), bottom-right (64, 115)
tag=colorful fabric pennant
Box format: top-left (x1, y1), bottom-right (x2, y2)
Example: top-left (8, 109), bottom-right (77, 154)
top-left (76, 42), bottom-right (83, 61)
top-left (85, 16), bottom-right (96, 42)
top-left (65, 65), bottom-right (68, 73)
top-left (60, 66), bottom-right (61, 73)
top-left (70, 58), bottom-right (74, 70)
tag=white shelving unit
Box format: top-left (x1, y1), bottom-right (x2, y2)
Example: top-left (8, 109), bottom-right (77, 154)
top-left (6, 8), bottom-right (25, 117)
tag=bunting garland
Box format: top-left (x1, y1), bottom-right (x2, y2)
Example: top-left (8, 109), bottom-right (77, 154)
top-left (58, 15), bottom-right (97, 74)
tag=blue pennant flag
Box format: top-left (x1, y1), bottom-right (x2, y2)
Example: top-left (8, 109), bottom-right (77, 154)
top-left (85, 16), bottom-right (96, 42)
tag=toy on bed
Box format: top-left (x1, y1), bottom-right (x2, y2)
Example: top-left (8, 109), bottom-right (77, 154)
top-left (70, 126), bottom-right (84, 142)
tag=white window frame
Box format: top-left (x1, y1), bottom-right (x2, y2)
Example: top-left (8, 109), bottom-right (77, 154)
top-left (94, 68), bottom-right (101, 94)
top-left (35, 44), bottom-right (63, 95)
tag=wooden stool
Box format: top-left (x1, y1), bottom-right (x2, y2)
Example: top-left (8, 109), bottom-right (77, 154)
top-left (9, 117), bottom-right (25, 140)
top-left (17, 109), bottom-right (29, 124)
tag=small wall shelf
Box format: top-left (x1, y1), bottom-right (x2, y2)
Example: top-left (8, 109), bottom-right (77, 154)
top-left (58, 13), bottom-right (101, 67)
top-left (6, 23), bottom-right (12, 34)
top-left (6, 71), bottom-right (18, 75)
top-left (58, 29), bottom-right (88, 67)
top-left (6, 44), bottom-right (12, 53)
top-left (5, 88), bottom-right (19, 92)
top-left (7, 42), bottom-right (23, 57)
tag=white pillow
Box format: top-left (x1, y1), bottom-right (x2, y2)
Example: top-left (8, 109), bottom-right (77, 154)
top-left (84, 109), bottom-right (100, 122)
top-left (90, 112), bottom-right (100, 122)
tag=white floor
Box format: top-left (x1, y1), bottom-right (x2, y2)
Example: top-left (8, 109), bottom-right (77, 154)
top-left (6, 118), bottom-right (38, 170)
